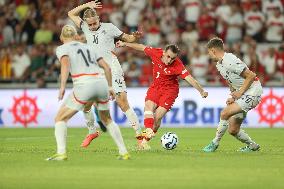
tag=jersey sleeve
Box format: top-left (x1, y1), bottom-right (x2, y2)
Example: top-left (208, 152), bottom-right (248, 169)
top-left (144, 47), bottom-right (163, 58)
top-left (108, 23), bottom-right (123, 38)
top-left (176, 59), bottom-right (190, 79)
top-left (56, 46), bottom-right (69, 61)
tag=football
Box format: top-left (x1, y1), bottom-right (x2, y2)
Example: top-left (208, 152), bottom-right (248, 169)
top-left (161, 132), bottom-right (179, 150)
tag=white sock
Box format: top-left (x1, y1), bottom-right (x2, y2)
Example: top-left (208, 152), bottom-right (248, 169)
top-left (83, 109), bottom-right (96, 134)
top-left (107, 121), bottom-right (128, 155)
top-left (55, 121), bottom-right (67, 154)
top-left (212, 119), bottom-right (229, 145)
top-left (234, 129), bottom-right (254, 145)
top-left (125, 108), bottom-right (141, 134)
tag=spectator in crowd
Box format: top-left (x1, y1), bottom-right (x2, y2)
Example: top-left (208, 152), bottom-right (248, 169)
top-left (265, 7), bottom-right (284, 43)
top-left (197, 6), bottom-right (215, 41)
top-left (123, 0), bottom-right (146, 32)
top-left (225, 3), bottom-right (243, 46)
top-left (243, 43), bottom-right (265, 83)
top-left (125, 61), bottom-right (141, 87)
top-left (260, 47), bottom-right (278, 81)
top-left (0, 47), bottom-right (12, 79)
top-left (262, 0), bottom-right (283, 17)
top-left (182, 0), bottom-right (201, 24)
top-left (244, 3), bottom-right (265, 42)
top-left (181, 23), bottom-right (199, 48)
top-left (34, 22), bottom-right (53, 44)
top-left (11, 44), bottom-right (30, 81)
top-left (276, 44), bottom-right (284, 82)
top-left (109, 3), bottom-right (124, 28)
top-left (21, 3), bottom-right (41, 45)
top-left (215, 0), bottom-right (231, 40)
top-left (0, 18), bottom-right (14, 47)
top-left (144, 18), bottom-right (161, 47)
top-left (44, 44), bottom-right (59, 82)
top-left (21, 45), bottom-right (45, 82)
top-left (189, 47), bottom-right (209, 85)
top-left (14, 23), bottom-right (28, 44)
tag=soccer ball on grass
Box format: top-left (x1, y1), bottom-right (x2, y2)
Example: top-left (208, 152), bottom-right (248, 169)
top-left (160, 132), bottom-right (178, 150)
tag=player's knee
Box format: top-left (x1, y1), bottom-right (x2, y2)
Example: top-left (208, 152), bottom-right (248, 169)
top-left (55, 114), bottom-right (66, 122)
top-left (220, 110), bottom-right (229, 120)
top-left (228, 127), bottom-right (239, 136)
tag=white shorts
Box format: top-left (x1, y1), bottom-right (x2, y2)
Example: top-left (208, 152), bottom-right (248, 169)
top-left (105, 55), bottom-right (127, 94)
top-left (236, 94), bottom-right (262, 113)
top-left (63, 79), bottom-right (109, 111)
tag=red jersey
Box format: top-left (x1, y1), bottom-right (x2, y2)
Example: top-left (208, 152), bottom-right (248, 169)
top-left (144, 47), bottom-right (190, 89)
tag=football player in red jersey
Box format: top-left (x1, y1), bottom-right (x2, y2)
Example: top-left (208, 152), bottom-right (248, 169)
top-left (116, 41), bottom-right (208, 149)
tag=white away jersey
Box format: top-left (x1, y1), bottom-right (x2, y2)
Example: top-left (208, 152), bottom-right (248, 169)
top-left (216, 53), bottom-right (262, 96)
top-left (80, 22), bottom-right (123, 62)
top-left (56, 41), bottom-right (104, 84)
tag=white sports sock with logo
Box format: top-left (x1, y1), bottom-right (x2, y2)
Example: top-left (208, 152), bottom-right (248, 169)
top-left (125, 108), bottom-right (141, 134)
top-left (234, 129), bottom-right (254, 145)
top-left (83, 109), bottom-right (97, 134)
top-left (107, 121), bottom-right (128, 155)
top-left (212, 119), bottom-right (229, 145)
top-left (55, 121), bottom-right (67, 154)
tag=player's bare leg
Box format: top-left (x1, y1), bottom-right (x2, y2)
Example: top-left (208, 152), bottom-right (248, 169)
top-left (153, 106), bottom-right (168, 133)
top-left (228, 115), bottom-right (260, 152)
top-left (81, 102), bottom-right (100, 148)
top-left (98, 110), bottom-right (129, 159)
top-left (46, 106), bottom-right (78, 161)
top-left (203, 102), bottom-right (244, 152)
top-left (115, 92), bottom-right (142, 136)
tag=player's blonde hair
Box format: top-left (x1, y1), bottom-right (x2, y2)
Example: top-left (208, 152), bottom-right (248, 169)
top-left (60, 25), bottom-right (77, 39)
top-left (83, 8), bottom-right (98, 20)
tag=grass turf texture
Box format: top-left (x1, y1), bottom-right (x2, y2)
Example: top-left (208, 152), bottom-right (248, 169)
top-left (0, 128), bottom-right (283, 189)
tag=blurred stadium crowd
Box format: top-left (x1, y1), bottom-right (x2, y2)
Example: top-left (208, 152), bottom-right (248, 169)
top-left (0, 0), bottom-right (284, 88)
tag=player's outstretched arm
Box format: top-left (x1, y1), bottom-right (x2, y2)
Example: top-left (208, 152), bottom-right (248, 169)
top-left (97, 58), bottom-right (115, 99)
top-left (58, 56), bottom-right (70, 100)
top-left (116, 40), bottom-right (146, 52)
top-left (68, 1), bottom-right (102, 28)
top-left (120, 31), bottom-right (142, 43)
top-left (184, 75), bottom-right (208, 98)
top-left (231, 68), bottom-right (256, 99)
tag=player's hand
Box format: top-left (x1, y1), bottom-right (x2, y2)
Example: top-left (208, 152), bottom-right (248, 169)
top-left (231, 91), bottom-right (242, 99)
top-left (131, 31), bottom-right (142, 40)
top-left (87, 0), bottom-right (103, 9)
top-left (58, 88), bottom-right (65, 101)
top-left (200, 91), bottom-right (208, 98)
top-left (109, 87), bottom-right (115, 100)
top-left (116, 40), bottom-right (125, 48)
top-left (226, 97), bottom-right (235, 105)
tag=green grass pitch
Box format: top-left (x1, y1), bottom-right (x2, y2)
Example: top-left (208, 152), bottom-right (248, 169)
top-left (0, 128), bottom-right (283, 189)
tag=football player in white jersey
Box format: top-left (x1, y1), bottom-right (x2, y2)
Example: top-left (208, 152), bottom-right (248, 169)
top-left (68, 1), bottom-right (143, 147)
top-left (46, 25), bottom-right (130, 161)
top-left (203, 37), bottom-right (262, 152)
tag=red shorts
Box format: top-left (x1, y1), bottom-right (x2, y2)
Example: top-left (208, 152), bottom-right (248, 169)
top-left (145, 85), bottom-right (179, 110)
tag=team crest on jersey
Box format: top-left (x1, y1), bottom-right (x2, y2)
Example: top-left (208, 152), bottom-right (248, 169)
top-left (102, 30), bottom-right (107, 35)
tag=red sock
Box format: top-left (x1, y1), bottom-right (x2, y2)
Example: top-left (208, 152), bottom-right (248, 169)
top-left (144, 117), bottom-right (154, 130)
